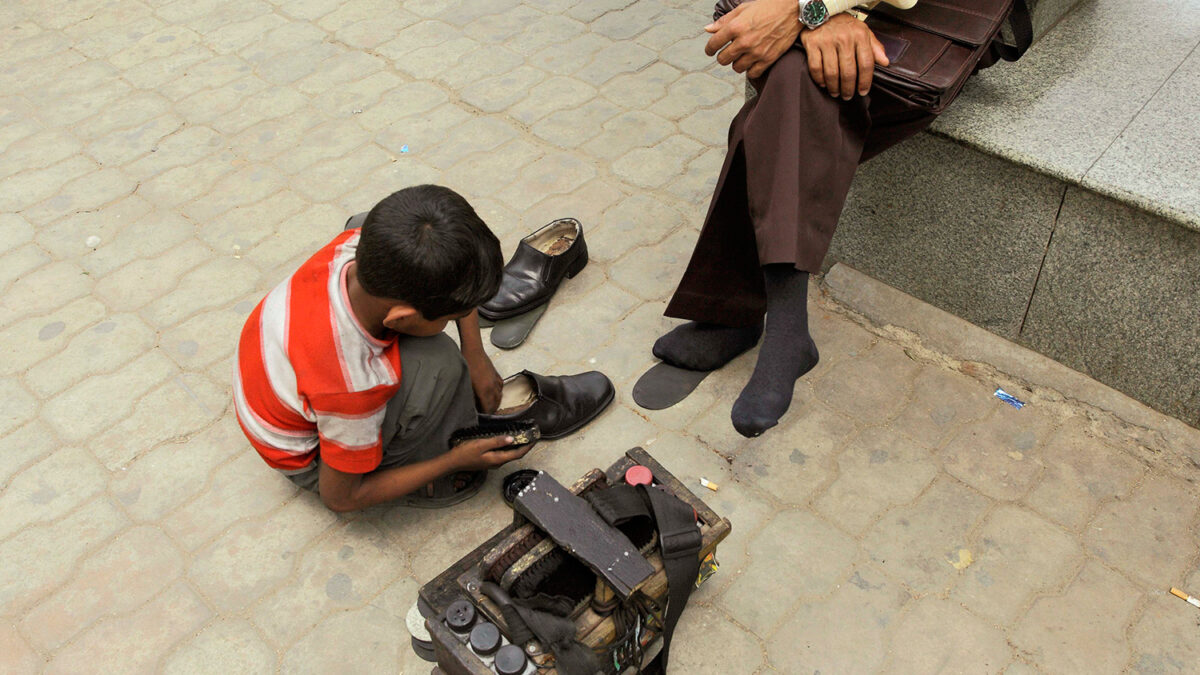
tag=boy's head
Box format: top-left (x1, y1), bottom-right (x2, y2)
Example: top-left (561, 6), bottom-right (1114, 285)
top-left (355, 185), bottom-right (502, 334)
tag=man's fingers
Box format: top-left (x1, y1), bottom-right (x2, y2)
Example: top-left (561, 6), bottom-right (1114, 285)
top-left (856, 40), bottom-right (875, 95)
top-left (838, 43), bottom-right (856, 100)
top-left (807, 45), bottom-right (825, 88)
top-left (871, 34), bottom-right (889, 66)
top-left (822, 45), bottom-right (840, 96)
top-left (732, 53), bottom-right (756, 74)
top-left (483, 435), bottom-right (516, 451)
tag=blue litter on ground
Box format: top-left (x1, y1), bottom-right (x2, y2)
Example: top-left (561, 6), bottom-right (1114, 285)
top-left (994, 388), bottom-right (1026, 410)
top-left (400, 145), bottom-right (410, 153)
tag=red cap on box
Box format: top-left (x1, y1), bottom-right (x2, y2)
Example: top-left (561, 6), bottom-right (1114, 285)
top-left (624, 465), bottom-right (653, 486)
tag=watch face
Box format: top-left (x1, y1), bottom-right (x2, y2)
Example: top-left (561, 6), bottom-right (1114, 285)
top-left (802, 0), bottom-right (829, 26)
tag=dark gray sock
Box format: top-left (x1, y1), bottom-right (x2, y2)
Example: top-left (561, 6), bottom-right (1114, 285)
top-left (731, 265), bottom-right (819, 437)
top-left (652, 321), bottom-right (763, 371)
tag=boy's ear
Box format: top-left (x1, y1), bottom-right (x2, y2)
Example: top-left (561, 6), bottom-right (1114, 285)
top-left (381, 303), bottom-right (420, 332)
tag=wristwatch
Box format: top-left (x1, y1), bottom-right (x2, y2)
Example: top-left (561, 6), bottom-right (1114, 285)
top-left (798, 0), bottom-right (831, 29)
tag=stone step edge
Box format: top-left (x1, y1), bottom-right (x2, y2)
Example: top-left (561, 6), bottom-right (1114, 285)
top-left (818, 261), bottom-right (1200, 487)
top-left (924, 126), bottom-right (1199, 234)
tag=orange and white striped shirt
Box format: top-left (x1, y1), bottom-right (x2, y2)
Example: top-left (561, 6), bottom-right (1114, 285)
top-left (233, 229), bottom-right (401, 475)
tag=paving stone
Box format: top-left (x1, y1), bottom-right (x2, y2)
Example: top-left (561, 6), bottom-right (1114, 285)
top-left (0, 496), bottom-right (128, 618)
top-left (767, 564), bottom-right (909, 673)
top-left (92, 239), bottom-right (212, 312)
top-left (815, 426), bottom-right (939, 535)
top-left (241, 202), bottom-right (346, 276)
top-left (0, 376), bottom-right (38, 439)
top-left (941, 405), bottom-right (1058, 501)
top-left (189, 495), bottom-right (338, 612)
top-left (161, 451), bottom-right (300, 551)
top-left (23, 166), bottom-right (138, 226)
top-left (508, 13), bottom-right (587, 56)
top-left (951, 505), bottom-right (1082, 626)
top-left (0, 446), bottom-right (108, 543)
top-left (1025, 419), bottom-right (1145, 531)
top-left (291, 143), bottom-right (392, 202)
top-left (142, 256), bottom-right (263, 328)
top-left (42, 580), bottom-right (211, 675)
top-left (1085, 474), bottom-right (1200, 589)
top-left (462, 4), bottom-right (544, 44)
top-left (812, 342), bottom-right (922, 423)
top-left (651, 72), bottom-right (739, 121)
top-left (508, 75), bottom-right (598, 125)
top-left (519, 178), bottom-right (627, 236)
top-left (734, 401), bottom-right (857, 506)
top-left (526, 283), bottom-right (640, 363)
top-left (664, 144), bottom-right (724, 203)
top-left (25, 313), bottom-right (156, 398)
top-left (162, 617), bottom-right (276, 675)
top-left (0, 420), bottom-right (60, 490)
top-left (123, 124), bottom-right (225, 180)
top-left (366, 575), bottom-right (442, 672)
top-left (717, 509), bottom-right (858, 636)
top-left (39, 350), bottom-right (178, 443)
top-left (0, 246), bottom-right (51, 298)
top-left (198, 189), bottom-right (311, 253)
top-left (110, 417), bottom-right (246, 521)
top-left (609, 228), bottom-right (697, 302)
top-left (136, 153), bottom-right (238, 208)
top-left (84, 113), bottom-right (184, 167)
top-left (612, 135), bottom-right (705, 189)
top-left (0, 128), bottom-right (82, 180)
top-left (0, 625), bottom-right (38, 674)
top-left (863, 476), bottom-right (992, 595)
top-left (589, 1), bottom-right (662, 40)
top-left (691, 476), bottom-right (777, 603)
top-left (92, 372), bottom-right (227, 469)
top-left (280, 603), bottom-right (407, 672)
top-left (0, 213), bottom-right (33, 255)
top-left (252, 519), bottom-right (404, 647)
top-left (204, 12), bottom-right (290, 54)
top-left (1012, 561), bottom-right (1141, 674)
top-left (230, 108), bottom-right (327, 164)
top-left (634, 8), bottom-right (710, 51)
top-left (575, 41), bottom-right (658, 86)
top-left (158, 53), bottom-right (252, 101)
top-left (671, 605), bottom-right (765, 672)
top-left (679, 95), bottom-right (745, 143)
top-left (395, 114), bottom-right (520, 171)
top-left (890, 365), bottom-right (996, 450)
top-left (0, 155), bottom-right (98, 212)
top-left (1129, 589), bottom-right (1200, 674)
top-left (72, 90), bottom-right (172, 141)
top-left (882, 597), bottom-right (1012, 672)
top-left (22, 525), bottom-right (184, 652)
top-left (182, 163), bottom-right (288, 222)
top-left (531, 32), bottom-right (613, 75)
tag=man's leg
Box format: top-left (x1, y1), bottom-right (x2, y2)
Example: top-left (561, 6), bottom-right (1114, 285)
top-left (377, 332), bottom-right (478, 475)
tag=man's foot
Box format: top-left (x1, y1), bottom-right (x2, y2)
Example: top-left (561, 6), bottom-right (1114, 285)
top-left (731, 265), bottom-right (819, 437)
top-left (652, 321), bottom-right (763, 371)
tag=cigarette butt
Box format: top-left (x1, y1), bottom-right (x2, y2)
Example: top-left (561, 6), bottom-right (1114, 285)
top-left (1170, 587), bottom-right (1200, 608)
top-left (699, 478), bottom-right (718, 492)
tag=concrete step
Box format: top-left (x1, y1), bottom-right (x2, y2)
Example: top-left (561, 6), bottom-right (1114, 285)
top-left (828, 0), bottom-right (1200, 426)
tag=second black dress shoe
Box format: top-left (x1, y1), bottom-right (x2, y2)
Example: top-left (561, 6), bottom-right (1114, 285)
top-left (479, 370), bottom-right (614, 440)
top-left (479, 218), bottom-right (588, 321)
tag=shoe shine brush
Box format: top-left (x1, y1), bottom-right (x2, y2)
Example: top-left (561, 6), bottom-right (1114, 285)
top-left (448, 420), bottom-right (540, 451)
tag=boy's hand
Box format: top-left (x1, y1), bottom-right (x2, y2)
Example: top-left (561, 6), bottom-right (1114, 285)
top-left (465, 350), bottom-right (503, 414)
top-left (449, 435), bottom-right (531, 471)
top-left (799, 13), bottom-right (889, 99)
top-left (705, 0), bottom-right (801, 78)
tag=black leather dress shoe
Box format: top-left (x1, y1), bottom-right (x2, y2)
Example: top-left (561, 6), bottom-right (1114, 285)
top-left (479, 218), bottom-right (588, 321)
top-left (479, 370), bottom-right (614, 440)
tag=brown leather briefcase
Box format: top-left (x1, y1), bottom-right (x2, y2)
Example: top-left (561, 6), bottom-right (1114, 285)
top-left (713, 0), bottom-right (1032, 113)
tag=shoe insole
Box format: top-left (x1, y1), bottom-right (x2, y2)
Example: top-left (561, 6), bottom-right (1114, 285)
top-left (632, 362), bottom-right (711, 410)
top-left (526, 220), bottom-right (578, 255)
top-left (496, 374), bottom-right (537, 414)
top-left (478, 316), bottom-right (494, 328)
top-left (490, 303), bottom-right (548, 350)
top-left (344, 212), bottom-right (367, 231)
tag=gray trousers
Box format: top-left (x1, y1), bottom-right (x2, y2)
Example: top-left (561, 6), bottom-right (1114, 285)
top-left (289, 332), bottom-right (478, 492)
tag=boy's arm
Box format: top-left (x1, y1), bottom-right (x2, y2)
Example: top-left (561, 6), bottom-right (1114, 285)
top-left (317, 434), bottom-right (529, 512)
top-left (456, 309), bottom-right (503, 413)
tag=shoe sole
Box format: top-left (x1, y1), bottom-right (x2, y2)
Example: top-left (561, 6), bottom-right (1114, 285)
top-left (632, 363), bottom-right (712, 411)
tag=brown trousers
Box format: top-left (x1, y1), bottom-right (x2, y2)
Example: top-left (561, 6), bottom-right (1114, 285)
top-left (664, 48), bottom-right (940, 327)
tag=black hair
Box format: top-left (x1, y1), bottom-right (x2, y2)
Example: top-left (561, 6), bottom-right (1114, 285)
top-left (355, 185), bottom-right (502, 320)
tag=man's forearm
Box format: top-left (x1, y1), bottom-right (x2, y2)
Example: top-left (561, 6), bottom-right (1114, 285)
top-left (321, 452), bottom-right (459, 512)
top-left (456, 309), bottom-right (486, 356)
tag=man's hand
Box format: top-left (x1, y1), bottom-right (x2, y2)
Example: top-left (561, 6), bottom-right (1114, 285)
top-left (456, 309), bottom-right (503, 413)
top-left (799, 13), bottom-right (889, 99)
top-left (465, 349), bottom-right (503, 414)
top-left (705, 0), bottom-right (802, 78)
top-left (448, 435), bottom-right (532, 472)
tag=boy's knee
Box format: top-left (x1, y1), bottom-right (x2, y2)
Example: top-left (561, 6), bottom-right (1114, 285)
top-left (398, 332), bottom-right (467, 379)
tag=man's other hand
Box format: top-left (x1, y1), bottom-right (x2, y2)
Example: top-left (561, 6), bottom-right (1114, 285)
top-left (466, 349), bottom-right (503, 414)
top-left (705, 0), bottom-right (802, 78)
top-left (799, 13), bottom-right (889, 99)
top-left (449, 435), bottom-right (532, 471)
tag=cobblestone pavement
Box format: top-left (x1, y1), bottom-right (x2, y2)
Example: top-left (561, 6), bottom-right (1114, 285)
top-left (3, 1), bottom-right (1200, 673)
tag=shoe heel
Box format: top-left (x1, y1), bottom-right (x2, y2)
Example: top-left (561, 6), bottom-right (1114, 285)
top-left (566, 241), bottom-right (588, 279)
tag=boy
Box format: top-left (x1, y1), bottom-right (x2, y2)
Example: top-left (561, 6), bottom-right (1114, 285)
top-left (233, 185), bottom-right (531, 512)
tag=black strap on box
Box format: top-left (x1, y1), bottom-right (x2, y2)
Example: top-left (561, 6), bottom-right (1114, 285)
top-left (586, 485), bottom-right (702, 672)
